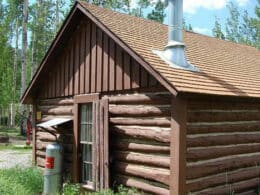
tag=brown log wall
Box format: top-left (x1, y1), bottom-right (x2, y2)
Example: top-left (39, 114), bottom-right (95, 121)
top-left (38, 17), bottom-right (158, 99)
top-left (186, 98), bottom-right (260, 194)
top-left (105, 92), bottom-right (172, 195)
top-left (35, 98), bottom-right (74, 178)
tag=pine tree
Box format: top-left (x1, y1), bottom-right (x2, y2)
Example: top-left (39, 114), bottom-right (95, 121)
top-left (131, 0), bottom-right (150, 17)
top-left (225, 2), bottom-right (241, 43)
top-left (147, 0), bottom-right (166, 23)
top-left (250, 0), bottom-right (260, 49)
top-left (212, 17), bottom-right (225, 40)
top-left (21, 0), bottom-right (28, 100)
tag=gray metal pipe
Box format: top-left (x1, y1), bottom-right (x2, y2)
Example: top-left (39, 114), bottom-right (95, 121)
top-left (168, 0), bottom-right (183, 43)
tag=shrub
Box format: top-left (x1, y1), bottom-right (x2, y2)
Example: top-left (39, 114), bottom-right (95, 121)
top-left (63, 182), bottom-right (81, 195)
top-left (0, 166), bottom-right (43, 195)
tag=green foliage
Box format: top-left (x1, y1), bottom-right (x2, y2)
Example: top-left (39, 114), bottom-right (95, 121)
top-left (0, 166), bottom-right (43, 195)
top-left (63, 182), bottom-right (81, 195)
top-left (211, 1), bottom-right (260, 48)
top-left (91, 185), bottom-right (139, 195)
top-left (147, 0), bottom-right (166, 23)
top-left (225, 2), bottom-right (241, 43)
top-left (212, 17), bottom-right (225, 40)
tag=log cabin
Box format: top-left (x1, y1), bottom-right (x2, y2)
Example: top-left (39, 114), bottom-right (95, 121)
top-left (20, 0), bottom-right (260, 194)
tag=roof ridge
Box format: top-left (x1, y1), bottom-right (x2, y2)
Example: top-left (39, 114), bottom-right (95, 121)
top-left (78, 1), bottom-right (168, 26)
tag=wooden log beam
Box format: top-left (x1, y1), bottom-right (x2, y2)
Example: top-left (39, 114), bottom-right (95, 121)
top-left (36, 141), bottom-right (73, 153)
top-left (107, 93), bottom-right (171, 105)
top-left (188, 110), bottom-right (260, 123)
top-left (188, 100), bottom-right (260, 110)
top-left (36, 156), bottom-right (45, 167)
top-left (187, 121), bottom-right (260, 134)
top-left (40, 106), bottom-right (73, 116)
top-left (187, 153), bottom-right (260, 179)
top-left (115, 174), bottom-right (169, 195)
top-left (110, 117), bottom-right (171, 127)
top-left (115, 162), bottom-right (170, 185)
top-left (36, 150), bottom-right (72, 162)
top-left (170, 97), bottom-right (187, 195)
top-left (39, 98), bottom-right (73, 106)
top-left (111, 125), bottom-right (171, 143)
top-left (36, 132), bottom-right (58, 142)
top-left (114, 151), bottom-right (170, 168)
top-left (112, 141), bottom-right (170, 154)
top-left (40, 115), bottom-right (73, 123)
top-left (187, 143), bottom-right (260, 162)
top-left (194, 177), bottom-right (260, 194)
top-left (109, 105), bottom-right (171, 117)
top-left (187, 133), bottom-right (260, 147)
top-left (187, 166), bottom-right (260, 192)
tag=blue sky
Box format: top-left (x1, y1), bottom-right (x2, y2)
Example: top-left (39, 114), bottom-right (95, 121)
top-left (181, 0), bottom-right (258, 36)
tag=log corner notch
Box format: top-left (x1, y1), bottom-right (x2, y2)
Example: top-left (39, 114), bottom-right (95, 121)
top-left (170, 97), bottom-right (187, 195)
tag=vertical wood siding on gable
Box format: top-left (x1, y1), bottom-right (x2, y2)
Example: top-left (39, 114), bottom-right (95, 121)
top-left (38, 17), bottom-right (158, 99)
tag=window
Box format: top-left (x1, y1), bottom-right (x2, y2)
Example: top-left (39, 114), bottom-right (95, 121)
top-left (73, 94), bottom-right (109, 191)
top-left (80, 103), bottom-right (94, 185)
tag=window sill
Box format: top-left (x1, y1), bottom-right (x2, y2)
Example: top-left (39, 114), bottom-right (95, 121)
top-left (80, 183), bottom-right (95, 192)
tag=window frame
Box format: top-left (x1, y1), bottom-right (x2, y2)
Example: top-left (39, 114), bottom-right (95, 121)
top-left (73, 94), bottom-right (100, 191)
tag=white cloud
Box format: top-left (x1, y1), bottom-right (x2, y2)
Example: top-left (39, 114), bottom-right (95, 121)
top-left (193, 27), bottom-right (211, 35)
top-left (236, 0), bottom-right (249, 6)
top-left (183, 0), bottom-right (228, 14)
top-left (183, 0), bottom-right (249, 14)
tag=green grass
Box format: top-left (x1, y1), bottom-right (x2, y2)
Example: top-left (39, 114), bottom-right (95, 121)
top-left (0, 127), bottom-right (23, 138)
top-left (0, 144), bottom-right (32, 151)
top-left (0, 166), bottom-right (43, 195)
top-left (62, 183), bottom-right (140, 195)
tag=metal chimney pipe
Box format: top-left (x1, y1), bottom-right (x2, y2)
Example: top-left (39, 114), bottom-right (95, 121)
top-left (168, 0), bottom-right (183, 43)
top-left (152, 0), bottom-right (199, 72)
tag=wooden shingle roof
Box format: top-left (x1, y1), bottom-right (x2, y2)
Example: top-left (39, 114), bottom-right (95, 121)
top-left (80, 1), bottom-right (260, 98)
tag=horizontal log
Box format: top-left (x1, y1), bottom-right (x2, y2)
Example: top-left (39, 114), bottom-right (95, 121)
top-left (112, 141), bottom-right (170, 154)
top-left (115, 174), bottom-right (169, 195)
top-left (188, 100), bottom-right (260, 110)
top-left (40, 106), bottom-right (73, 116)
top-left (36, 141), bottom-right (73, 153)
top-left (115, 162), bottom-right (170, 185)
top-left (106, 93), bottom-right (171, 105)
top-left (114, 151), bottom-right (170, 168)
top-left (110, 117), bottom-right (171, 127)
top-left (195, 177), bottom-right (260, 194)
top-left (36, 150), bottom-right (72, 162)
top-left (36, 132), bottom-right (59, 142)
top-left (187, 143), bottom-right (260, 162)
top-left (187, 132), bottom-right (260, 147)
top-left (187, 153), bottom-right (260, 179)
top-left (111, 125), bottom-right (171, 143)
top-left (187, 166), bottom-right (260, 192)
top-left (36, 132), bottom-right (73, 144)
top-left (40, 115), bottom-right (73, 123)
top-left (188, 110), bottom-right (260, 123)
top-left (239, 190), bottom-right (256, 195)
top-left (36, 156), bottom-right (72, 170)
top-left (36, 156), bottom-right (45, 167)
top-left (39, 98), bottom-right (73, 106)
top-left (36, 126), bottom-right (58, 133)
top-left (187, 121), bottom-right (260, 134)
top-left (109, 105), bottom-right (171, 117)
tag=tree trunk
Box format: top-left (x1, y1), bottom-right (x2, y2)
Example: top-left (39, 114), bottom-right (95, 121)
top-left (21, 0), bottom-right (28, 100)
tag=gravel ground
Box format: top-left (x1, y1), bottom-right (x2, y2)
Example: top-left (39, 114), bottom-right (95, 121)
top-left (0, 149), bottom-right (32, 169)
